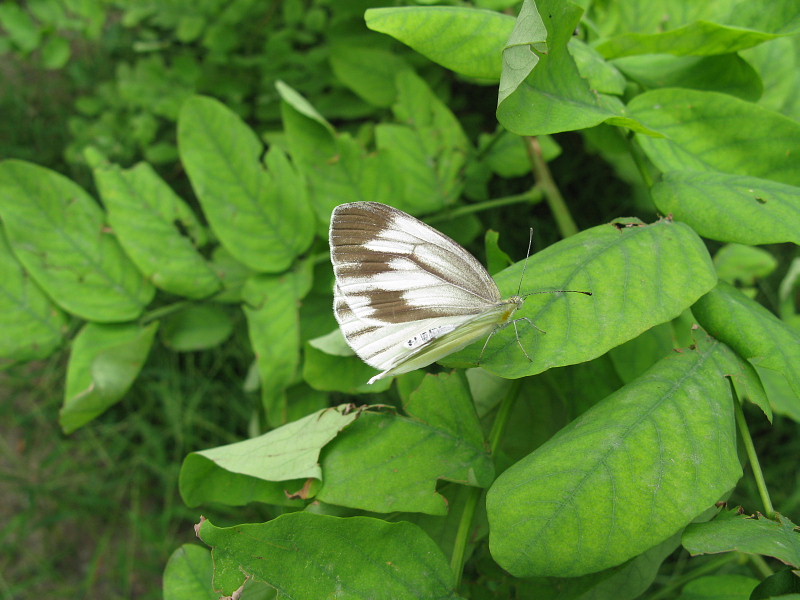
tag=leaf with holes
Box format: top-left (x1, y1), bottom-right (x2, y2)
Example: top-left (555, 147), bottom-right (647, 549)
top-left (197, 514), bottom-right (463, 599)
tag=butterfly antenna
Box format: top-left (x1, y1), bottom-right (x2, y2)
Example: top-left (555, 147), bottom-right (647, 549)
top-left (517, 228), bottom-right (534, 296)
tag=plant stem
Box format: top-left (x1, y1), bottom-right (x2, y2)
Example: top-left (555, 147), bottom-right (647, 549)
top-left (450, 380), bottom-right (522, 590)
top-left (141, 301), bottom-right (189, 325)
top-left (525, 136), bottom-right (579, 238)
top-left (621, 129), bottom-right (656, 189)
top-left (427, 190), bottom-right (544, 225)
top-left (731, 383), bottom-right (775, 519)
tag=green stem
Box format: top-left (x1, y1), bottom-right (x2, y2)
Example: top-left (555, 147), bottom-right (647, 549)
top-left (525, 137), bottom-right (579, 238)
top-left (427, 190), bottom-right (543, 225)
top-left (140, 301), bottom-right (189, 325)
top-left (450, 380), bottom-right (522, 590)
top-left (731, 381), bottom-right (775, 518)
top-left (620, 129), bottom-right (656, 189)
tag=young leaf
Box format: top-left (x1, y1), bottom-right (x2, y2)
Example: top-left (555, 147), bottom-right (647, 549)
top-left (693, 281), bottom-right (800, 399)
top-left (450, 218), bottom-right (717, 379)
top-left (91, 158), bottom-right (222, 299)
top-left (365, 6), bottom-right (514, 81)
top-left (62, 322), bottom-right (159, 433)
top-left (487, 339), bottom-right (742, 577)
top-left (683, 511), bottom-right (800, 569)
top-left (178, 96), bottom-right (315, 273)
top-left (197, 514), bottom-right (463, 599)
top-left (179, 404), bottom-right (360, 507)
top-left (629, 89), bottom-right (800, 186)
top-left (0, 160), bottom-right (155, 322)
top-left (652, 171), bottom-right (800, 245)
top-left (0, 227), bottom-right (67, 360)
top-left (317, 408), bottom-right (494, 515)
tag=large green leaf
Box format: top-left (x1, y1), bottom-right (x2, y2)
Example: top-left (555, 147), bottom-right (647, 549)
top-left (653, 171), bottom-right (800, 245)
top-left (243, 263), bottom-right (312, 426)
top-left (675, 575), bottom-right (759, 600)
top-left (365, 6), bottom-right (513, 81)
top-left (178, 95), bottom-right (315, 273)
top-left (0, 160), bottom-right (155, 322)
top-left (198, 514), bottom-right (462, 599)
top-left (318, 375), bottom-right (494, 515)
top-left (683, 510), bottom-right (800, 569)
top-left (91, 157), bottom-right (222, 299)
top-left (179, 405), bottom-right (360, 508)
top-left (62, 321), bottom-right (159, 433)
top-left (447, 218), bottom-right (717, 379)
top-left (628, 89), bottom-right (800, 186)
top-left (0, 227), bottom-right (67, 360)
top-left (693, 281), bottom-right (800, 399)
top-left (495, 0), bottom-right (644, 136)
top-left (487, 338), bottom-right (742, 577)
top-left (518, 533), bottom-right (681, 600)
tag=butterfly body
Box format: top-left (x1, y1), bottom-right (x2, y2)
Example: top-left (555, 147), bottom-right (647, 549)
top-left (330, 201), bottom-right (527, 384)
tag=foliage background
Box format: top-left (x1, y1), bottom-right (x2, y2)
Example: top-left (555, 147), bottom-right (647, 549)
top-left (0, 0), bottom-right (798, 599)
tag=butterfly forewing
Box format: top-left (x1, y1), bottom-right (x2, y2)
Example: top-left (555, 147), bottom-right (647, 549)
top-left (330, 201), bottom-right (515, 383)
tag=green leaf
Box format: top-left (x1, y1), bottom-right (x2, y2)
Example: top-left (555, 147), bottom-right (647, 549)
top-left (62, 321), bottom-right (159, 434)
top-left (304, 333), bottom-right (393, 394)
top-left (0, 227), bottom-right (67, 360)
top-left (713, 244), bottom-right (779, 287)
top-left (178, 96), bottom-right (315, 272)
top-left (519, 533), bottom-right (681, 600)
top-left (160, 304), bottom-right (234, 352)
top-left (243, 264), bottom-right (312, 426)
top-left (675, 574), bottom-right (760, 600)
top-left (162, 544), bottom-right (217, 600)
top-left (568, 38), bottom-right (627, 96)
top-left (751, 569), bottom-right (800, 599)
top-left (376, 70), bottom-right (470, 213)
top-left (596, 21), bottom-right (787, 59)
top-left (198, 514), bottom-right (462, 599)
top-left (693, 281), bottom-right (800, 399)
top-left (487, 339), bottom-right (742, 577)
top-left (496, 0), bottom-right (643, 136)
top-left (365, 6), bottom-right (514, 81)
top-left (329, 45), bottom-right (410, 107)
top-left (0, 160), bottom-right (155, 322)
top-left (498, 0), bottom-right (547, 103)
top-left (628, 89), bottom-right (800, 187)
top-left (40, 35), bottom-right (71, 69)
top-left (449, 218), bottom-right (717, 379)
top-left (318, 405), bottom-right (494, 515)
top-left (180, 404), bottom-right (361, 507)
top-left (0, 3), bottom-right (41, 53)
top-left (683, 511), bottom-right (800, 569)
top-left (91, 158), bottom-right (222, 299)
top-left (653, 171), bottom-right (800, 245)
top-left (612, 54), bottom-right (763, 101)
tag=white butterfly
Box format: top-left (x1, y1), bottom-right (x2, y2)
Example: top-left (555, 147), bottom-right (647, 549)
top-left (329, 201), bottom-right (589, 384)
